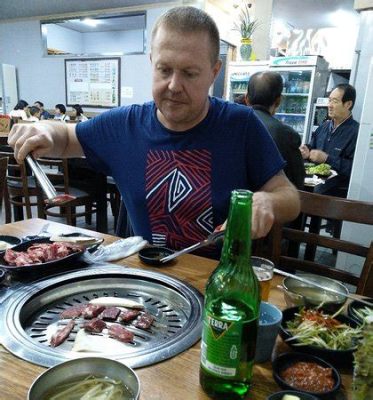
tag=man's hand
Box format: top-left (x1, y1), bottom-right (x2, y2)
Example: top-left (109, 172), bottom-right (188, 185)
top-left (309, 149), bottom-right (328, 164)
top-left (299, 144), bottom-right (310, 160)
top-left (251, 191), bottom-right (275, 239)
top-left (8, 121), bottom-right (83, 162)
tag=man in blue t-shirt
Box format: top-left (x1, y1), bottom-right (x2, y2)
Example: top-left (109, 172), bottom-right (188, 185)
top-left (9, 7), bottom-right (300, 255)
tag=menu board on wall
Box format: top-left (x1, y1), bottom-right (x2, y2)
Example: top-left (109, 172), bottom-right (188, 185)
top-left (65, 58), bottom-right (120, 108)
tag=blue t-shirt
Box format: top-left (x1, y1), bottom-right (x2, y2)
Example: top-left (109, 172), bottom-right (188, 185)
top-left (77, 97), bottom-right (285, 255)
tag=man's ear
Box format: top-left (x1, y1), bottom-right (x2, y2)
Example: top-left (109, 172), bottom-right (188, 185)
top-left (274, 96), bottom-right (281, 109)
top-left (344, 100), bottom-right (352, 111)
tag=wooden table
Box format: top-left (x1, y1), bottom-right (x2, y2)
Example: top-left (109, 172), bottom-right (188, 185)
top-left (0, 219), bottom-right (353, 399)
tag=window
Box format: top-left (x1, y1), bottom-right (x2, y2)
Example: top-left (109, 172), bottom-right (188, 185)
top-left (41, 13), bottom-right (146, 57)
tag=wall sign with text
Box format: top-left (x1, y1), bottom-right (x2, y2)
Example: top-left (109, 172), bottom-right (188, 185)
top-left (65, 58), bottom-right (121, 108)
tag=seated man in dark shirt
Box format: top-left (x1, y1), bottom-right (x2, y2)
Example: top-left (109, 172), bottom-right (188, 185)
top-left (300, 83), bottom-right (359, 197)
top-left (246, 71), bottom-right (305, 189)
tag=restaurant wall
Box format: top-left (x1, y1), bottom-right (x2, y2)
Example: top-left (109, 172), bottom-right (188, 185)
top-left (0, 6), bottom-right (170, 112)
top-left (47, 24), bottom-right (83, 55)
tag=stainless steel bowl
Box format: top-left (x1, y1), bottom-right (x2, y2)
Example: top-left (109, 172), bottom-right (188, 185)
top-left (28, 357), bottom-right (140, 400)
top-left (282, 273), bottom-right (348, 313)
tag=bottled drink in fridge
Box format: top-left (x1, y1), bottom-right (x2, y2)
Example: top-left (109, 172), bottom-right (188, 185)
top-left (200, 189), bottom-right (260, 399)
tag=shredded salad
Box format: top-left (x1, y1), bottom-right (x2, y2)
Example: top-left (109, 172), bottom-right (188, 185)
top-left (286, 308), bottom-right (362, 351)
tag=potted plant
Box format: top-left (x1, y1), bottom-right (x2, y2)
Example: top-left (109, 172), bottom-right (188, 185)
top-left (233, 3), bottom-right (260, 61)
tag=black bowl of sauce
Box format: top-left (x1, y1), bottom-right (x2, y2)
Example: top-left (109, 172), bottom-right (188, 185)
top-left (138, 246), bottom-right (174, 266)
top-left (272, 352), bottom-right (341, 398)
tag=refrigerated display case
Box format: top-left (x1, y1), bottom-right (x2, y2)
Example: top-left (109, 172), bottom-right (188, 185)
top-left (225, 61), bottom-right (269, 103)
top-left (269, 55), bottom-right (329, 144)
top-left (310, 97), bottom-right (329, 137)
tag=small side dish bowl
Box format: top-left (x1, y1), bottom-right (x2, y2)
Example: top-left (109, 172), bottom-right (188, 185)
top-left (267, 390), bottom-right (319, 400)
top-left (282, 274), bottom-right (348, 313)
top-left (272, 352), bottom-right (341, 398)
top-left (28, 357), bottom-right (140, 400)
top-left (138, 246), bottom-right (174, 266)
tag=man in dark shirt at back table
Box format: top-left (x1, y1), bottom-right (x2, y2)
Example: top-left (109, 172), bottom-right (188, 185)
top-left (300, 83), bottom-right (359, 197)
top-left (246, 71), bottom-right (305, 189)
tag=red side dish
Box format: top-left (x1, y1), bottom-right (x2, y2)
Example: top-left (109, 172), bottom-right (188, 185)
top-left (281, 361), bottom-right (335, 393)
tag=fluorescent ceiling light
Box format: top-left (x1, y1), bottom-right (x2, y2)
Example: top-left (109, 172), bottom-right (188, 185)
top-left (82, 18), bottom-right (101, 27)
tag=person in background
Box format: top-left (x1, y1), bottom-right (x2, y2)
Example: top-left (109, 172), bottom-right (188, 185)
top-left (8, 6), bottom-right (300, 258)
top-left (72, 104), bottom-right (88, 122)
top-left (54, 104), bottom-right (70, 121)
top-left (28, 106), bottom-right (41, 122)
top-left (9, 100), bottom-right (30, 120)
top-left (246, 71), bottom-right (305, 189)
top-left (233, 94), bottom-right (247, 105)
top-left (300, 83), bottom-right (359, 197)
top-left (34, 101), bottom-right (52, 120)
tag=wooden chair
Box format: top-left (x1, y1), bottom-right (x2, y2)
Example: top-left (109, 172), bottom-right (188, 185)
top-left (0, 156), bottom-right (8, 211)
top-left (0, 146), bottom-right (45, 222)
top-left (269, 190), bottom-right (373, 296)
top-left (35, 157), bottom-right (97, 227)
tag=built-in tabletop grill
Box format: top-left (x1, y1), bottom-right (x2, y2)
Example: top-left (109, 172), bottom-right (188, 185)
top-left (0, 264), bottom-right (204, 368)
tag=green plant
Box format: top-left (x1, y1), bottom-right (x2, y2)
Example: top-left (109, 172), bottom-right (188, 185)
top-left (233, 3), bottom-right (260, 39)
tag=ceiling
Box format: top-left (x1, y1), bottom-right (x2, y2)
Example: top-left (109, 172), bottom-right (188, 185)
top-left (272, 0), bottom-right (359, 29)
top-left (54, 14), bottom-right (146, 33)
top-left (0, 0), bottom-right (360, 31)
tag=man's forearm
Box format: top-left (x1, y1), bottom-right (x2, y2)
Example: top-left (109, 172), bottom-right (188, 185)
top-left (267, 184), bottom-right (300, 223)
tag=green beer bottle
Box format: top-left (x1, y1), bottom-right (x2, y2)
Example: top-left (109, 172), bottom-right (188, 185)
top-left (200, 189), bottom-right (260, 399)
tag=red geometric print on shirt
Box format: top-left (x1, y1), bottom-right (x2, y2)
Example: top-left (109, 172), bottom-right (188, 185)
top-left (145, 149), bottom-right (213, 252)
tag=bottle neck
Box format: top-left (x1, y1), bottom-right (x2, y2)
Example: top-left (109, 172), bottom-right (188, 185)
top-left (220, 190), bottom-right (252, 265)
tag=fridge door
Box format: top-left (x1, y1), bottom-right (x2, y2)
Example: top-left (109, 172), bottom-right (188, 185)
top-left (225, 61), bottom-right (269, 102)
top-left (270, 66), bottom-right (314, 143)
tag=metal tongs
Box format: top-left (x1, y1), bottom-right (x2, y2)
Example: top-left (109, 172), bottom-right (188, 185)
top-left (160, 230), bottom-right (225, 263)
top-left (26, 155), bottom-right (75, 206)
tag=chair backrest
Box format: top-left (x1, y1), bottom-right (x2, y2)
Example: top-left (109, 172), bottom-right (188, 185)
top-left (269, 190), bottom-right (373, 296)
top-left (0, 146), bottom-right (44, 220)
top-left (0, 156), bottom-right (8, 210)
top-left (35, 157), bottom-right (70, 194)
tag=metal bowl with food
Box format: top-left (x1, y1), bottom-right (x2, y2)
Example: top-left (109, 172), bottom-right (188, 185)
top-left (279, 306), bottom-right (361, 367)
top-left (28, 357), bottom-right (140, 400)
top-left (282, 274), bottom-right (348, 313)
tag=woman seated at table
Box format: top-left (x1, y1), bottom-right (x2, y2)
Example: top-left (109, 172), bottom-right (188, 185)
top-left (71, 104), bottom-right (88, 122)
top-left (9, 100), bottom-right (30, 121)
top-left (54, 104), bottom-right (70, 122)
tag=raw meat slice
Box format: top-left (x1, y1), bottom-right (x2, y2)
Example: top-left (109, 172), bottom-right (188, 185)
top-left (60, 304), bottom-right (86, 319)
top-left (50, 320), bottom-right (75, 347)
top-left (118, 309), bottom-right (141, 323)
top-left (100, 307), bottom-right (121, 321)
top-left (82, 304), bottom-right (105, 319)
top-left (108, 324), bottom-right (134, 343)
top-left (134, 312), bottom-right (154, 330)
top-left (90, 296), bottom-right (143, 309)
top-left (83, 318), bottom-right (107, 333)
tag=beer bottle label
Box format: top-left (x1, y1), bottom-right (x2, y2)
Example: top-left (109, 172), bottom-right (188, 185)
top-left (201, 313), bottom-right (243, 378)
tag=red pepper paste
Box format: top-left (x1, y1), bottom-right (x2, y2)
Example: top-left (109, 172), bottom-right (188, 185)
top-left (280, 361), bottom-right (335, 393)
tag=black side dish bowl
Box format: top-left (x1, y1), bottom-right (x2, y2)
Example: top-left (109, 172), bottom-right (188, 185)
top-left (267, 390), bottom-right (319, 400)
top-left (279, 306), bottom-right (360, 367)
top-left (138, 246), bottom-right (174, 266)
top-left (272, 352), bottom-right (341, 399)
